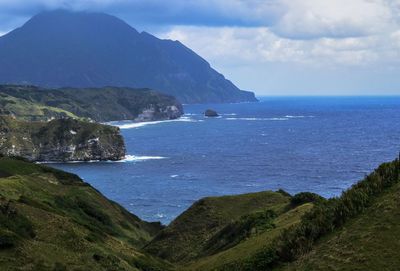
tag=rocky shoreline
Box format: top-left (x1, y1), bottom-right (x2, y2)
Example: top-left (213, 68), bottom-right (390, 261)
top-left (0, 85), bottom-right (184, 162)
top-left (0, 117), bottom-right (126, 162)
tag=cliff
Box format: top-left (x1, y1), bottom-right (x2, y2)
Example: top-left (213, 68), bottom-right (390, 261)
top-left (0, 116), bottom-right (125, 162)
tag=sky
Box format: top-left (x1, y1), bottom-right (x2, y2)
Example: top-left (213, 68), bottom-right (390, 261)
top-left (0, 0), bottom-right (400, 96)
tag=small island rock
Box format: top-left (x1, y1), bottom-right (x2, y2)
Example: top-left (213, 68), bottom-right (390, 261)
top-left (205, 109), bottom-right (219, 117)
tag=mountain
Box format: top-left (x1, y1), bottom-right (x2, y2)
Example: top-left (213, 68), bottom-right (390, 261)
top-left (0, 10), bottom-right (257, 104)
top-left (0, 85), bottom-right (183, 122)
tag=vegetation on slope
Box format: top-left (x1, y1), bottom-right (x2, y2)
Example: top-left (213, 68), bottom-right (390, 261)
top-left (0, 116), bottom-right (125, 161)
top-left (145, 190), bottom-right (303, 263)
top-left (0, 156), bottom-right (169, 271)
top-left (211, 159), bottom-right (400, 271)
top-left (282, 179), bottom-right (400, 271)
top-left (0, 85), bottom-right (183, 122)
top-left (143, 158), bottom-right (400, 271)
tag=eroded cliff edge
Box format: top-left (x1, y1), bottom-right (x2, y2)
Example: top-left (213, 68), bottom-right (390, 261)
top-left (0, 116), bottom-right (126, 162)
top-left (0, 85), bottom-right (184, 162)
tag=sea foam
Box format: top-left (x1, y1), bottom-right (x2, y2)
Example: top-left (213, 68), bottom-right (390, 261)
top-left (117, 155), bottom-right (168, 162)
top-left (111, 117), bottom-right (196, 130)
top-left (225, 117), bottom-right (289, 121)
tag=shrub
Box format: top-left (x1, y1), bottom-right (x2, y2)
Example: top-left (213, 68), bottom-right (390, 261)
top-left (0, 200), bottom-right (35, 239)
top-left (290, 192), bottom-right (325, 207)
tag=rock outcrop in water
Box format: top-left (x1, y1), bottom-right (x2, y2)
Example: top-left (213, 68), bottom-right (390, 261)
top-left (204, 109), bottom-right (219, 117)
top-left (0, 116), bottom-right (125, 162)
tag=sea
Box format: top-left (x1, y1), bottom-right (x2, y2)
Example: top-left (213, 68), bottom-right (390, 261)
top-left (50, 96), bottom-right (400, 225)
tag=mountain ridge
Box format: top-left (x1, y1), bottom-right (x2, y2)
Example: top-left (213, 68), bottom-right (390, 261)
top-left (0, 10), bottom-right (257, 104)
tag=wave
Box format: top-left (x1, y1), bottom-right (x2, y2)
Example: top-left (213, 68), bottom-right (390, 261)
top-left (285, 115), bottom-right (315, 119)
top-left (184, 113), bottom-right (200, 116)
top-left (155, 213), bottom-right (167, 219)
top-left (38, 155), bottom-right (167, 164)
top-left (226, 117), bottom-right (289, 121)
top-left (111, 117), bottom-right (196, 129)
top-left (117, 155), bottom-right (168, 162)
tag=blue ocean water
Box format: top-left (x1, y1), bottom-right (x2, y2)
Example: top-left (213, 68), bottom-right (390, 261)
top-left (51, 97), bottom-right (400, 224)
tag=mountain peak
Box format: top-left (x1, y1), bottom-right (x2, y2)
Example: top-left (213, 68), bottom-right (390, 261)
top-left (21, 9), bottom-right (140, 36)
top-left (0, 11), bottom-right (257, 104)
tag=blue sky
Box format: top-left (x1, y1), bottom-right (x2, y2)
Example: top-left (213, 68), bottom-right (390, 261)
top-left (0, 0), bottom-right (400, 95)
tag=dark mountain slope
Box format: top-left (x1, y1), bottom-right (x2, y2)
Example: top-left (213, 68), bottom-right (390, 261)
top-left (0, 10), bottom-right (257, 104)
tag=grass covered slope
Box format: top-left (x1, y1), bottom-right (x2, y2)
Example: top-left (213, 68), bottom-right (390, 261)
top-left (185, 203), bottom-right (314, 271)
top-left (282, 167), bottom-right (400, 270)
top-left (0, 156), bottom-right (168, 271)
top-left (145, 191), bottom-right (293, 263)
top-left (0, 85), bottom-right (183, 122)
top-left (208, 159), bottom-right (400, 271)
top-left (144, 158), bottom-right (400, 271)
top-left (0, 116), bottom-right (125, 161)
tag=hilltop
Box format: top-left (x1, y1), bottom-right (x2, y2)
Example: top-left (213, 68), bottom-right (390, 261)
top-left (0, 10), bottom-right (257, 104)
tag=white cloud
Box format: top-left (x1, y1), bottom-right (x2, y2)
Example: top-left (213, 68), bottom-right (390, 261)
top-left (274, 0), bottom-right (396, 39)
top-left (160, 25), bottom-right (400, 67)
top-left (1, 0), bottom-right (399, 40)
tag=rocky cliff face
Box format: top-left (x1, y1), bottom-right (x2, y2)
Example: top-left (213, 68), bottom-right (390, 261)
top-left (0, 116), bottom-right (125, 162)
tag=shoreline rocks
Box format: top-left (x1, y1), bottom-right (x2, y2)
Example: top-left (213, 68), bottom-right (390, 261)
top-left (0, 117), bottom-right (126, 162)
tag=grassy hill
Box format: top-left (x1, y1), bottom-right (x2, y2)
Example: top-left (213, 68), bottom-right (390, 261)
top-left (144, 190), bottom-right (317, 267)
top-left (281, 170), bottom-right (400, 271)
top-left (143, 158), bottom-right (400, 271)
top-left (187, 159), bottom-right (400, 271)
top-left (0, 85), bottom-right (183, 122)
top-left (0, 156), bottom-right (169, 271)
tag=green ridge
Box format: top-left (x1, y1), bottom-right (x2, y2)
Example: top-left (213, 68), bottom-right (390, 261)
top-left (0, 156), bottom-right (170, 271)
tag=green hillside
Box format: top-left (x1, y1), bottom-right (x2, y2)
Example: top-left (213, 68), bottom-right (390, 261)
top-left (143, 159), bottom-right (400, 271)
top-left (188, 159), bottom-right (400, 271)
top-left (0, 85), bottom-right (183, 122)
top-left (282, 170), bottom-right (400, 271)
top-left (0, 156), bottom-right (169, 271)
top-left (144, 190), bottom-right (322, 271)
